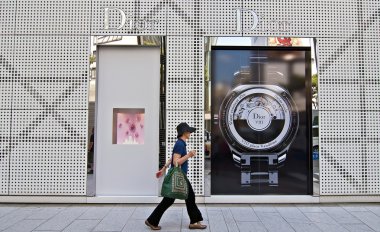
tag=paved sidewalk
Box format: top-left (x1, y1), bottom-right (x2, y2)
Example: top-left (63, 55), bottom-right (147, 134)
top-left (0, 203), bottom-right (380, 232)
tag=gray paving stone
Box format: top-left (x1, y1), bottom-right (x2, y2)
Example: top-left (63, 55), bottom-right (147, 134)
top-left (339, 204), bottom-right (368, 212)
top-left (315, 223), bottom-right (349, 232)
top-left (122, 219), bottom-right (153, 232)
top-left (366, 206), bottom-right (380, 217)
top-left (256, 212), bottom-right (295, 232)
top-left (276, 207), bottom-right (311, 223)
top-left (236, 221), bottom-right (268, 232)
top-left (0, 206), bottom-right (20, 218)
top-left (289, 222), bottom-right (323, 232)
top-left (296, 205), bottom-right (323, 213)
top-left (3, 219), bottom-right (45, 232)
top-left (27, 207), bottom-right (64, 220)
top-left (112, 205), bottom-right (136, 211)
top-left (0, 207), bottom-right (40, 230)
top-left (220, 208), bottom-right (239, 232)
top-left (32, 231), bottom-right (59, 232)
top-left (130, 207), bottom-right (155, 220)
top-left (162, 209), bottom-right (181, 226)
top-left (180, 206), bottom-right (208, 222)
top-left (79, 207), bottom-right (113, 220)
top-left (321, 206), bottom-right (362, 224)
top-left (205, 206), bottom-right (222, 211)
top-left (63, 220), bottom-right (100, 232)
top-left (35, 207), bottom-right (88, 231)
top-left (351, 211), bottom-right (380, 232)
top-left (93, 208), bottom-right (134, 231)
top-left (230, 206), bottom-right (259, 222)
top-left (207, 209), bottom-right (228, 232)
top-left (342, 223), bottom-right (375, 232)
top-left (304, 212), bottom-right (339, 225)
top-left (253, 206), bottom-right (277, 213)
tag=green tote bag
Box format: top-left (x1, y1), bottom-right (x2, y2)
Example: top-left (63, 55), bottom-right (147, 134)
top-left (161, 164), bottom-right (189, 200)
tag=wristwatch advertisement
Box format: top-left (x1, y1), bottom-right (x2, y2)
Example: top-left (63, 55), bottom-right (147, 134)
top-left (211, 47), bottom-right (312, 195)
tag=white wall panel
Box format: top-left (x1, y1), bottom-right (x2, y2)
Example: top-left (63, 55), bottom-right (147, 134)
top-left (16, 0), bottom-right (91, 35)
top-left (363, 0), bottom-right (379, 39)
top-left (95, 46), bottom-right (160, 196)
top-left (166, 36), bottom-right (204, 195)
top-left (167, 0), bottom-right (200, 36)
top-left (317, 38), bottom-right (360, 110)
top-left (0, 0), bottom-right (15, 35)
top-left (13, 36), bottom-right (89, 110)
top-left (92, 0), bottom-right (167, 35)
top-left (201, 0), bottom-right (241, 36)
top-left (316, 0), bottom-right (359, 38)
top-left (10, 110), bottom-right (87, 195)
top-left (0, 110), bottom-right (11, 195)
top-left (0, 36), bottom-right (13, 110)
top-left (243, 0), bottom-right (316, 37)
top-left (320, 111), bottom-right (380, 195)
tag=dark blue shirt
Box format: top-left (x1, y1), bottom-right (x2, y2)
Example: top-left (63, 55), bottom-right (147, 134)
top-left (171, 139), bottom-right (188, 175)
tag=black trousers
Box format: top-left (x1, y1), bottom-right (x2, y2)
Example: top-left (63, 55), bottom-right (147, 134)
top-left (147, 180), bottom-right (203, 226)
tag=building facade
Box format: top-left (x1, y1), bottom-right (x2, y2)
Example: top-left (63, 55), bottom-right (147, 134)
top-left (0, 0), bottom-right (379, 203)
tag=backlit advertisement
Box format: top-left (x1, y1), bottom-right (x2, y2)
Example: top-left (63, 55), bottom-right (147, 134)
top-left (211, 47), bottom-right (312, 195)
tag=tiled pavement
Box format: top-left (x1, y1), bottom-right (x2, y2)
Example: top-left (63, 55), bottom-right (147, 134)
top-left (0, 203), bottom-right (380, 232)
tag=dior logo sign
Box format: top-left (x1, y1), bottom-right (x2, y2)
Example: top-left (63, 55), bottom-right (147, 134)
top-left (235, 9), bottom-right (259, 32)
top-left (235, 8), bottom-right (291, 32)
top-left (104, 8), bottom-right (157, 31)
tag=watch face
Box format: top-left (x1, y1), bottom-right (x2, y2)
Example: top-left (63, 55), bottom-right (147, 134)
top-left (222, 86), bottom-right (298, 151)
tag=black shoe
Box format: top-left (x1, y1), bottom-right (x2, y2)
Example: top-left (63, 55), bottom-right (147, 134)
top-left (189, 222), bottom-right (207, 229)
top-left (145, 220), bottom-right (161, 230)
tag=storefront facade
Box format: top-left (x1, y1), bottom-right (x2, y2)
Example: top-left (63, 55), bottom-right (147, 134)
top-left (0, 0), bottom-right (379, 203)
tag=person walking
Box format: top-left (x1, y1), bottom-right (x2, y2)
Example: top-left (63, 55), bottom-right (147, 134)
top-left (145, 122), bottom-right (207, 230)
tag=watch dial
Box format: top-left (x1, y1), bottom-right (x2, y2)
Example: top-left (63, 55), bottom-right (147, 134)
top-left (225, 87), bottom-right (294, 151)
top-left (233, 94), bottom-right (285, 144)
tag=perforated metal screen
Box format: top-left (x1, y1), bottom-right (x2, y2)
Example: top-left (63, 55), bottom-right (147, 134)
top-left (0, 0), bottom-right (379, 196)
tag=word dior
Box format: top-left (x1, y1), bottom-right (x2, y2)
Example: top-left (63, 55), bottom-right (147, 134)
top-left (252, 113), bottom-right (265, 119)
top-left (104, 8), bottom-right (157, 31)
top-left (235, 8), bottom-right (291, 32)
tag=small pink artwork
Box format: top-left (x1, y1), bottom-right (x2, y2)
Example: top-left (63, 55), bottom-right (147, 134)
top-left (113, 108), bottom-right (145, 145)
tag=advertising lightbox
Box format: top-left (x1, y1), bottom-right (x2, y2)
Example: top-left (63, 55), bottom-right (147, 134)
top-left (211, 46), bottom-right (312, 195)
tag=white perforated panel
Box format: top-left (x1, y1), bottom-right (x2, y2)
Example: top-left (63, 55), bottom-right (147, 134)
top-left (363, 38), bottom-right (380, 111)
top-left (243, 0), bottom-right (316, 37)
top-left (166, 0), bottom-right (200, 36)
top-left (16, 0), bottom-right (91, 35)
top-left (0, 0), bottom-right (15, 35)
top-left (318, 38), bottom-right (362, 111)
top-left (10, 110), bottom-right (87, 195)
top-left (92, 0), bottom-right (167, 35)
top-left (167, 37), bottom-right (203, 110)
top-left (363, 0), bottom-right (379, 38)
top-left (320, 111), bottom-right (380, 195)
top-left (0, 36), bottom-right (13, 195)
top-left (201, 0), bottom-right (241, 36)
top-left (167, 36), bottom-right (204, 195)
top-left (316, 0), bottom-right (359, 38)
top-left (0, 110), bottom-right (11, 195)
top-left (0, 36), bottom-right (13, 110)
top-left (13, 36), bottom-right (89, 110)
